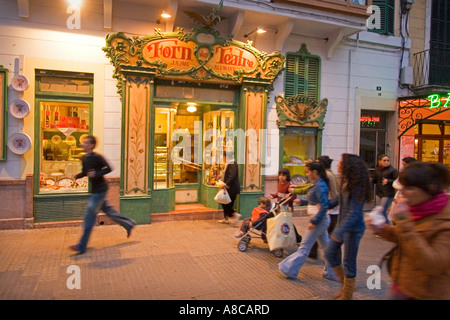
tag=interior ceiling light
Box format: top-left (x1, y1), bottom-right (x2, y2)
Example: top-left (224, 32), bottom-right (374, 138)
top-left (187, 106), bottom-right (197, 113)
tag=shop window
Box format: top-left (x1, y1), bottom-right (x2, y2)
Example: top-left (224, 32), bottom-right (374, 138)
top-left (154, 108), bottom-right (175, 189)
top-left (36, 70), bottom-right (93, 194)
top-left (203, 109), bottom-right (235, 185)
top-left (282, 127), bottom-right (317, 179)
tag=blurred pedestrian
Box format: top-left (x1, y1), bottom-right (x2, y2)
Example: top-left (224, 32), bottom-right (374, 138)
top-left (70, 135), bottom-right (136, 254)
top-left (369, 162), bottom-right (450, 300)
top-left (373, 155), bottom-right (398, 224)
top-left (325, 153), bottom-right (371, 300)
top-left (317, 155), bottom-right (340, 280)
top-left (389, 157), bottom-right (417, 221)
top-left (279, 161), bottom-right (333, 279)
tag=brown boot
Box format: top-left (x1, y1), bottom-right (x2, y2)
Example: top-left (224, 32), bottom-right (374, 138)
top-left (332, 265), bottom-right (344, 283)
top-left (331, 266), bottom-right (345, 299)
top-left (337, 277), bottom-right (356, 300)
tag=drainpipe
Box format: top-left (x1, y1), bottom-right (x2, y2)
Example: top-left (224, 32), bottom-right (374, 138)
top-left (347, 48), bottom-right (353, 153)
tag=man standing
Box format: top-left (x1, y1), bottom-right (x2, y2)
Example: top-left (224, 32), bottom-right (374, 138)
top-left (70, 135), bottom-right (136, 254)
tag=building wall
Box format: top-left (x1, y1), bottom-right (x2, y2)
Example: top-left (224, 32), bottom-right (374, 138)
top-left (0, 0), bottom-right (412, 225)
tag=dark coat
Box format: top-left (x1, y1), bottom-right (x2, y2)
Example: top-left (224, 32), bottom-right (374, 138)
top-left (373, 164), bottom-right (398, 198)
top-left (223, 161), bottom-right (240, 199)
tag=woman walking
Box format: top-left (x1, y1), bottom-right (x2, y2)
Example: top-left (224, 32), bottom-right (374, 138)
top-left (279, 161), bottom-right (333, 279)
top-left (369, 162), bottom-right (450, 300)
top-left (325, 153), bottom-right (371, 300)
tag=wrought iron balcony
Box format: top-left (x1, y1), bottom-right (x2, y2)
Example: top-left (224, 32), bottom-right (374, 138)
top-left (412, 49), bottom-right (450, 91)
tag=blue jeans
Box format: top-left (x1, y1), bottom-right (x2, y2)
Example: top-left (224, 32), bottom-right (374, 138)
top-left (325, 230), bottom-right (364, 278)
top-left (279, 215), bottom-right (334, 279)
top-left (376, 196), bottom-right (394, 224)
top-left (77, 192), bottom-right (136, 253)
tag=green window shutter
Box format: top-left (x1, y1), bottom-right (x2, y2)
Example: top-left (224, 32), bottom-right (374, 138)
top-left (285, 50), bottom-right (320, 100)
top-left (370, 0), bottom-right (395, 35)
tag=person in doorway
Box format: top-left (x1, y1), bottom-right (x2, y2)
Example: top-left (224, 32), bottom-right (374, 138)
top-left (373, 155), bottom-right (398, 224)
top-left (278, 161), bottom-right (333, 279)
top-left (69, 135), bottom-right (136, 254)
top-left (325, 153), bottom-right (371, 300)
top-left (368, 161), bottom-right (450, 300)
top-left (218, 151), bottom-right (241, 225)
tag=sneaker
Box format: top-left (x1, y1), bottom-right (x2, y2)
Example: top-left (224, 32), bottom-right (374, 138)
top-left (218, 218), bottom-right (229, 224)
top-left (232, 213), bottom-right (242, 226)
top-left (234, 231), bottom-right (245, 238)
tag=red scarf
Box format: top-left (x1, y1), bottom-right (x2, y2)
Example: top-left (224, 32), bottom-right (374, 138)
top-left (408, 191), bottom-right (448, 220)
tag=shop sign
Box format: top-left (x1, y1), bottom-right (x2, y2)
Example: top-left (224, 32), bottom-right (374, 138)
top-left (428, 92), bottom-right (450, 109)
top-left (104, 28), bottom-right (284, 93)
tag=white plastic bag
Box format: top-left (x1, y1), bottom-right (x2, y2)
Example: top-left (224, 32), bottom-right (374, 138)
top-left (214, 188), bottom-right (231, 204)
top-left (266, 209), bottom-right (297, 251)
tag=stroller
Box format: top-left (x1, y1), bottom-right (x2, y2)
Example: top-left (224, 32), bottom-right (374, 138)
top-left (237, 194), bottom-right (302, 258)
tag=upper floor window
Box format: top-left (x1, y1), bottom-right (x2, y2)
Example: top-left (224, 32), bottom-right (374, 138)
top-left (284, 44), bottom-right (321, 100)
top-left (369, 0), bottom-right (395, 35)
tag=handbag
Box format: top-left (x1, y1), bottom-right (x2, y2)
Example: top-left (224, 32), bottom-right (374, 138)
top-left (214, 188), bottom-right (231, 204)
top-left (266, 208), bottom-right (297, 251)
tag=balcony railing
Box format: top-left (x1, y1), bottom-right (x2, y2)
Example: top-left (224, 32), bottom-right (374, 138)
top-left (413, 49), bottom-right (450, 89)
top-left (272, 0), bottom-right (371, 17)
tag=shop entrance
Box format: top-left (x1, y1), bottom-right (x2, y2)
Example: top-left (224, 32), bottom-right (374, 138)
top-left (154, 103), bottom-right (236, 204)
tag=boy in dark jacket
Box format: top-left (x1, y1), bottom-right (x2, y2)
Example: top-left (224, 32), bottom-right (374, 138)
top-left (70, 135), bottom-right (136, 254)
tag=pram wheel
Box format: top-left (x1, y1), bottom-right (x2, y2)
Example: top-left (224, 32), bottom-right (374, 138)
top-left (238, 239), bottom-right (248, 252)
top-left (273, 249), bottom-right (283, 258)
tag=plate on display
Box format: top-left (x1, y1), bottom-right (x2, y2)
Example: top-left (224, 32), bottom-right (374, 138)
top-left (79, 134), bottom-right (88, 144)
top-left (9, 99), bottom-right (30, 119)
top-left (51, 135), bottom-right (62, 145)
top-left (8, 132), bottom-right (32, 155)
top-left (11, 75), bottom-right (29, 91)
top-left (65, 135), bottom-right (76, 146)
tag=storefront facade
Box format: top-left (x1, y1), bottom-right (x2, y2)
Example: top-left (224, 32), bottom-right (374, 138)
top-left (398, 92), bottom-right (450, 169)
top-left (103, 27), bottom-right (284, 223)
top-left (2, 0), bottom-right (412, 229)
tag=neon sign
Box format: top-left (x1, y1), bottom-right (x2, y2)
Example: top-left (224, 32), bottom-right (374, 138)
top-left (428, 93), bottom-right (450, 109)
top-left (360, 116), bottom-right (380, 123)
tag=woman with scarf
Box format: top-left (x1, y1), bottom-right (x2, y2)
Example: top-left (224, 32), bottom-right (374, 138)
top-left (369, 162), bottom-right (450, 300)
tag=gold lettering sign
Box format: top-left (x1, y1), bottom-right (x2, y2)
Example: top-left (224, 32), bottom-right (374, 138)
top-left (142, 39), bottom-right (200, 71)
top-left (206, 45), bottom-right (257, 75)
top-left (104, 28), bottom-right (285, 90)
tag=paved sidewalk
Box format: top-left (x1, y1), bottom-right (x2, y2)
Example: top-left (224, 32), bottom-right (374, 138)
top-left (0, 216), bottom-right (393, 300)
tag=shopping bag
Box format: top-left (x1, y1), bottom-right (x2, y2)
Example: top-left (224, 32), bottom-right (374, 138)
top-left (214, 188), bottom-right (231, 204)
top-left (266, 209), bottom-right (297, 251)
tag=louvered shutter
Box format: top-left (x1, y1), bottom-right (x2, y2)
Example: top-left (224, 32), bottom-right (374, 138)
top-left (284, 54), bottom-right (320, 100)
top-left (371, 0), bottom-right (395, 35)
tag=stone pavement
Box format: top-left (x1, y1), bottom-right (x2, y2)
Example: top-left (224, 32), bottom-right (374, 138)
top-left (0, 216), bottom-right (394, 301)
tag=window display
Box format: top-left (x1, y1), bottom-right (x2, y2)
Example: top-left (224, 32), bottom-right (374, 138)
top-left (39, 101), bottom-right (90, 193)
top-left (203, 110), bottom-right (235, 185)
top-left (282, 127), bottom-right (317, 179)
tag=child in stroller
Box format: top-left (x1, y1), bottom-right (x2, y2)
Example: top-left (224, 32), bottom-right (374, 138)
top-left (235, 197), bottom-right (272, 238)
top-left (236, 195), bottom-right (302, 257)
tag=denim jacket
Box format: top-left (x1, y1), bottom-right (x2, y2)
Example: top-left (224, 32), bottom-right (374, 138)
top-left (332, 188), bottom-right (366, 241)
top-left (299, 178), bottom-right (329, 225)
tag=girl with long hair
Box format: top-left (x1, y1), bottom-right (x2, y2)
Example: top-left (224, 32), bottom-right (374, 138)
top-left (325, 153), bottom-right (371, 299)
top-left (279, 161), bottom-right (333, 279)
